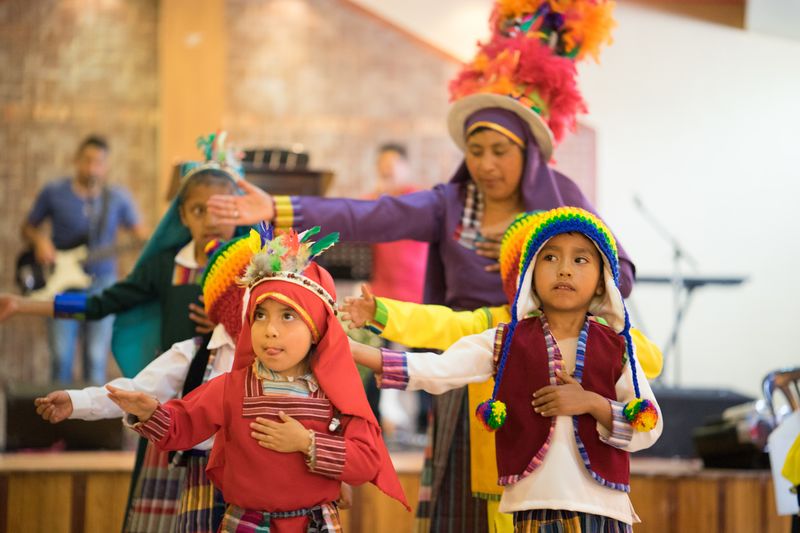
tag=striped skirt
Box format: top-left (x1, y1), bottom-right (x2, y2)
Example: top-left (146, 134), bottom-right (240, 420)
top-left (124, 443), bottom-right (224, 533)
top-left (218, 502), bottom-right (341, 532)
top-left (415, 390), bottom-right (493, 533)
top-left (512, 509), bottom-right (632, 533)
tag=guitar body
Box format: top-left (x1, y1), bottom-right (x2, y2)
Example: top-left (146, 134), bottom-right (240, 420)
top-left (16, 246), bottom-right (93, 300)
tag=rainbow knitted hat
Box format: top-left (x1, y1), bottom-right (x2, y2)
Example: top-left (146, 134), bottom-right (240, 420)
top-left (477, 207), bottom-right (658, 433)
top-left (200, 230), bottom-right (262, 341)
top-left (499, 211), bottom-right (544, 303)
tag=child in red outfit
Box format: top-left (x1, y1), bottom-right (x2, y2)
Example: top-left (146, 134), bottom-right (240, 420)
top-left (108, 226), bottom-right (407, 532)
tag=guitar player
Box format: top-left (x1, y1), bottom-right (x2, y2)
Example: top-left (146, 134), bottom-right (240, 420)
top-left (21, 135), bottom-right (147, 384)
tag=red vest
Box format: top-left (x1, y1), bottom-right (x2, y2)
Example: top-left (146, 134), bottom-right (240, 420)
top-left (494, 317), bottom-right (630, 490)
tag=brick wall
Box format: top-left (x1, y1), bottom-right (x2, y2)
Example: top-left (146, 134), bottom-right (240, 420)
top-left (224, 0), bottom-right (462, 196)
top-left (0, 0), bottom-right (159, 384)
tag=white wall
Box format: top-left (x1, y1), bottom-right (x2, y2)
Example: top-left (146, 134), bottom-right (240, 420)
top-left (577, 4), bottom-right (800, 396)
top-left (352, 1), bottom-right (800, 397)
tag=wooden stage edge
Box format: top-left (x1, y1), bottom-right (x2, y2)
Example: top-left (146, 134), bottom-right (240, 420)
top-left (0, 451), bottom-right (793, 533)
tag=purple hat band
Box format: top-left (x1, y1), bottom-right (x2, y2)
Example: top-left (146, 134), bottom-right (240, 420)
top-left (464, 108), bottom-right (530, 148)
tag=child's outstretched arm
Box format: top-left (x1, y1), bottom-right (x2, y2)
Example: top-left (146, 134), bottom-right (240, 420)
top-left (341, 284), bottom-right (506, 351)
top-left (376, 329), bottom-right (496, 394)
top-left (36, 336), bottom-right (214, 422)
top-left (111, 375), bottom-right (227, 452)
top-left (0, 294), bottom-right (53, 321)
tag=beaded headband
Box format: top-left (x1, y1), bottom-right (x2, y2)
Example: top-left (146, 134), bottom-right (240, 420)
top-left (240, 222), bottom-right (340, 316)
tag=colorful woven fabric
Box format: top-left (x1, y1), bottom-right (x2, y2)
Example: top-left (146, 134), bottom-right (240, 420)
top-left (218, 502), bottom-right (341, 532)
top-left (512, 508), bottom-right (631, 533)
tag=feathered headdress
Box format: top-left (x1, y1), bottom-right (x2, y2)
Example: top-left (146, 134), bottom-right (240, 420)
top-left (180, 130), bottom-right (244, 183)
top-left (240, 222), bottom-right (340, 316)
top-left (449, 0), bottom-right (616, 151)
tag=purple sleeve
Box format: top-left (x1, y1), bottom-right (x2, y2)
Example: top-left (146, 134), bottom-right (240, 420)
top-left (26, 185), bottom-right (52, 226)
top-left (290, 187), bottom-right (446, 244)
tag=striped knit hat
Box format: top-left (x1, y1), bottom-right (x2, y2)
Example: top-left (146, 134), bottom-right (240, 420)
top-left (479, 207), bottom-right (658, 432)
top-left (200, 230), bottom-right (262, 341)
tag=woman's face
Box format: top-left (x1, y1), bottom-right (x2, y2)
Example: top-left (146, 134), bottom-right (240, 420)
top-left (464, 129), bottom-right (524, 203)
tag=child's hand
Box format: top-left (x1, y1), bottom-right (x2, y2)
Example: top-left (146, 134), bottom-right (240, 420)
top-left (340, 284), bottom-right (377, 329)
top-left (105, 385), bottom-right (158, 422)
top-left (0, 294), bottom-right (20, 322)
top-left (250, 411), bottom-right (311, 454)
top-left (532, 370), bottom-right (592, 417)
top-left (189, 295), bottom-right (216, 334)
top-left (207, 179), bottom-right (274, 226)
top-left (34, 391), bottom-right (73, 423)
top-left (338, 483), bottom-right (353, 510)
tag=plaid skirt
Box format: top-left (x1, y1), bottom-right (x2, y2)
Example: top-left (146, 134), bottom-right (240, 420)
top-left (124, 443), bottom-right (224, 533)
top-left (512, 509), bottom-right (632, 533)
top-left (218, 502), bottom-right (341, 533)
top-left (415, 390), bottom-right (496, 533)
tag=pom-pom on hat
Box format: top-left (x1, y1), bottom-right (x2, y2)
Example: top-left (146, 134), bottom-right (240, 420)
top-left (448, 0), bottom-right (616, 159)
top-left (478, 207), bottom-right (658, 433)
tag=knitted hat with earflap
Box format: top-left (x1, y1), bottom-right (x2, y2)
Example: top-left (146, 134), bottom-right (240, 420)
top-left (200, 230), bottom-right (263, 341)
top-left (477, 206), bottom-right (658, 433)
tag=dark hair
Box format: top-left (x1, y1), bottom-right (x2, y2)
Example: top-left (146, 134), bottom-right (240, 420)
top-left (378, 143), bottom-right (407, 159)
top-left (178, 168), bottom-right (237, 205)
top-left (77, 135), bottom-right (110, 154)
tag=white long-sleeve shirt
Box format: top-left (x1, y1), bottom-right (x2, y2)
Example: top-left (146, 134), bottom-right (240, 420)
top-left (382, 327), bottom-right (663, 524)
top-left (67, 324), bottom-right (236, 450)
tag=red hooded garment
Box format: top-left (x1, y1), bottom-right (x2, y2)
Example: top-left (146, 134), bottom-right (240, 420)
top-left (137, 262), bottom-right (408, 531)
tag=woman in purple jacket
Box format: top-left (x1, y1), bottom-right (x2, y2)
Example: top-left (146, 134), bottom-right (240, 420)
top-left (208, 94), bottom-right (635, 533)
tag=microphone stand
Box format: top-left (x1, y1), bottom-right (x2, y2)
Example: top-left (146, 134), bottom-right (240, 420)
top-left (633, 195), bottom-right (699, 386)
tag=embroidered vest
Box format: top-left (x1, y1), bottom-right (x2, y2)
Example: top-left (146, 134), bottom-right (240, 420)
top-left (494, 317), bottom-right (630, 490)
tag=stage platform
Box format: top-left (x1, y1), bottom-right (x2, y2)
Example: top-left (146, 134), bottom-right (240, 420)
top-left (0, 451), bottom-right (792, 532)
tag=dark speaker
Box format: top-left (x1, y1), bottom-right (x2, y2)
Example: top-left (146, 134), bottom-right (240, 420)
top-left (637, 386), bottom-right (753, 458)
top-left (1, 382), bottom-right (124, 451)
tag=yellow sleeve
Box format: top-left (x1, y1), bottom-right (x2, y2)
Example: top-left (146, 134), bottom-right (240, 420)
top-left (630, 328), bottom-right (663, 380)
top-left (368, 297), bottom-right (510, 351)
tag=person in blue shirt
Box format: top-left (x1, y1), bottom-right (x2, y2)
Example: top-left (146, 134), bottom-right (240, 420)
top-left (22, 134), bottom-right (147, 384)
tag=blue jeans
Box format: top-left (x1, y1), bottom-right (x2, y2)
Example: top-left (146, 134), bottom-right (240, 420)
top-left (48, 273), bottom-right (115, 384)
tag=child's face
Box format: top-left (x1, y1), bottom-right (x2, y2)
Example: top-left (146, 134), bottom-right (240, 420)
top-left (533, 232), bottom-right (604, 315)
top-left (179, 183), bottom-right (237, 249)
top-left (250, 299), bottom-right (313, 379)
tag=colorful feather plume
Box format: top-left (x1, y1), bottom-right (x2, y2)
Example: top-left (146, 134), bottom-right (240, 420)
top-left (240, 226), bottom-right (339, 286)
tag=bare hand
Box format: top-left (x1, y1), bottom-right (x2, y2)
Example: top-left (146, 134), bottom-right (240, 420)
top-left (189, 295), bottom-right (215, 334)
top-left (338, 483), bottom-right (353, 509)
top-left (532, 370), bottom-right (591, 417)
top-left (207, 179), bottom-right (274, 226)
top-left (249, 412), bottom-right (311, 454)
top-left (0, 294), bottom-right (20, 322)
top-left (341, 284), bottom-right (377, 329)
top-left (475, 232), bottom-right (501, 272)
top-left (105, 385), bottom-right (158, 422)
top-left (34, 391), bottom-right (73, 423)
top-left (34, 238), bottom-right (57, 265)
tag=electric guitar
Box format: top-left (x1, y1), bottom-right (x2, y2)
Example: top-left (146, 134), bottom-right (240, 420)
top-left (15, 241), bottom-right (144, 301)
